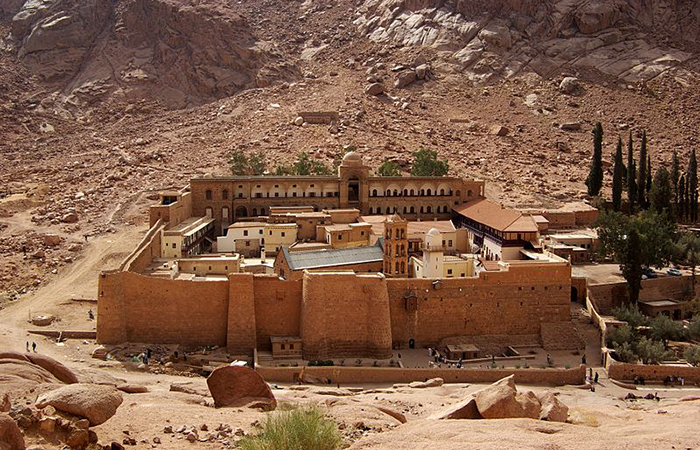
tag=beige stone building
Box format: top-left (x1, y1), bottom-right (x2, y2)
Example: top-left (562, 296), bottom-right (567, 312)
top-left (322, 222), bottom-right (372, 248)
top-left (161, 216), bottom-right (215, 259)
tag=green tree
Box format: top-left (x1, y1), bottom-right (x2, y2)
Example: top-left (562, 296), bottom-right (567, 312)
top-left (688, 319), bottom-right (700, 340)
top-left (594, 210), bottom-right (630, 260)
top-left (229, 149), bottom-right (250, 175)
top-left (679, 175), bottom-right (686, 221)
top-left (292, 151), bottom-right (332, 176)
top-left (673, 232), bottom-right (700, 289)
top-left (586, 122), bottom-right (604, 196)
top-left (637, 131), bottom-right (647, 208)
top-left (689, 149), bottom-right (698, 221)
top-left (248, 150), bottom-right (267, 176)
top-left (606, 324), bottom-right (634, 348)
top-left (612, 137), bottom-right (624, 211)
top-left (634, 337), bottom-right (673, 364)
top-left (612, 342), bottom-right (637, 363)
top-left (620, 228), bottom-right (644, 304)
top-left (649, 166), bottom-right (673, 215)
top-left (684, 346), bottom-right (700, 366)
top-left (410, 149), bottom-right (449, 177)
top-left (612, 304), bottom-right (647, 328)
top-left (671, 150), bottom-right (680, 211)
top-left (378, 159), bottom-right (402, 177)
top-left (649, 315), bottom-right (685, 348)
top-left (627, 132), bottom-right (637, 214)
top-left (646, 154), bottom-right (652, 202)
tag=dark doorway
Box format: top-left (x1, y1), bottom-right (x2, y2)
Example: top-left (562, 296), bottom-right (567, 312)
top-left (408, 338), bottom-right (415, 349)
top-left (348, 178), bottom-right (360, 202)
top-left (571, 286), bottom-right (578, 303)
top-left (235, 206), bottom-right (248, 218)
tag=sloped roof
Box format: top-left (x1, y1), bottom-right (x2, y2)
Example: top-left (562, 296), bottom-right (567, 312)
top-left (453, 199), bottom-right (538, 233)
top-left (359, 215), bottom-right (456, 236)
top-left (281, 245), bottom-right (383, 271)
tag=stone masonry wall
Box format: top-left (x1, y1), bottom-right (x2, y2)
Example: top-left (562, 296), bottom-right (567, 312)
top-left (253, 276), bottom-right (303, 351)
top-left (300, 272), bottom-right (392, 360)
top-left (387, 263), bottom-right (571, 348)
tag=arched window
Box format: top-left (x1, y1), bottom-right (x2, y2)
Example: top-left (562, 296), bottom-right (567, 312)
top-left (395, 261), bottom-right (400, 274)
top-left (252, 208), bottom-right (258, 216)
top-left (205, 189), bottom-right (212, 200)
top-left (403, 189), bottom-right (408, 196)
top-left (420, 189), bottom-right (425, 196)
top-left (467, 189), bottom-right (473, 197)
top-left (386, 190), bottom-right (391, 197)
top-left (222, 207), bottom-right (229, 220)
top-left (393, 189), bottom-right (398, 196)
top-left (260, 208), bottom-right (266, 216)
top-left (369, 207), bottom-right (374, 214)
top-left (205, 207), bottom-right (213, 218)
top-left (420, 206), bottom-right (424, 213)
top-left (410, 206), bottom-right (415, 214)
top-left (372, 189), bottom-right (377, 197)
top-left (377, 207), bottom-right (382, 214)
top-left (403, 206), bottom-right (407, 214)
top-left (410, 189), bottom-right (415, 196)
top-left (440, 189), bottom-right (445, 196)
top-left (427, 206), bottom-right (432, 213)
top-left (401, 261), bottom-right (405, 273)
top-left (222, 189), bottom-right (229, 200)
top-left (427, 189), bottom-right (432, 196)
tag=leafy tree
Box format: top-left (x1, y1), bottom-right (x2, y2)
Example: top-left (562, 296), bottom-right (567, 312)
top-left (673, 232), bottom-right (700, 288)
top-left (612, 137), bottom-right (624, 211)
top-left (627, 132), bottom-right (637, 214)
top-left (274, 165), bottom-right (293, 176)
top-left (612, 305), bottom-right (647, 328)
top-left (410, 149), bottom-right (448, 177)
top-left (634, 337), bottom-right (673, 364)
top-left (292, 151), bottom-right (332, 176)
top-left (586, 122), bottom-right (604, 196)
top-left (606, 324), bottom-right (634, 348)
top-left (594, 210), bottom-right (630, 260)
top-left (637, 131), bottom-right (647, 208)
top-left (650, 166), bottom-right (673, 215)
top-left (612, 342), bottom-right (637, 363)
top-left (671, 149), bottom-right (680, 208)
top-left (378, 159), bottom-right (402, 177)
top-left (620, 228), bottom-right (644, 304)
top-left (229, 149), bottom-right (266, 175)
top-left (649, 315), bottom-right (686, 348)
top-left (684, 346), bottom-right (700, 367)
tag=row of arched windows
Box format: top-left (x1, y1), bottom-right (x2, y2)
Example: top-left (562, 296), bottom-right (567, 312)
top-left (369, 205), bottom-right (451, 215)
top-left (371, 188), bottom-right (455, 197)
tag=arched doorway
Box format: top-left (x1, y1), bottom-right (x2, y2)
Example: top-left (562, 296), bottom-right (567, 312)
top-left (348, 177), bottom-right (360, 203)
top-left (235, 206), bottom-right (248, 219)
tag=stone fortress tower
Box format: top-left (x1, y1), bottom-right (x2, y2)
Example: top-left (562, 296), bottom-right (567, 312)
top-left (422, 228), bottom-right (444, 278)
top-left (383, 214), bottom-right (408, 277)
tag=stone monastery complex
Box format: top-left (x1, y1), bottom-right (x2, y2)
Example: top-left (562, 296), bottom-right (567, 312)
top-left (97, 152), bottom-right (589, 362)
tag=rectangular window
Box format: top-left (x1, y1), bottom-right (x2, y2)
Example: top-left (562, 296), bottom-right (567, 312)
top-left (256, 193), bottom-right (262, 198)
top-left (173, 243), bottom-right (177, 249)
top-left (244, 230), bottom-right (248, 236)
top-left (309, 192), bottom-right (315, 197)
top-left (238, 193), bottom-right (243, 198)
top-left (447, 269), bottom-right (453, 274)
top-left (259, 230), bottom-right (263, 234)
top-left (275, 192), bottom-right (279, 197)
top-left (281, 344), bottom-right (285, 350)
top-left (448, 240), bottom-right (453, 247)
top-left (281, 232), bottom-right (286, 237)
top-left (290, 344), bottom-right (294, 350)
top-left (293, 192), bottom-right (297, 197)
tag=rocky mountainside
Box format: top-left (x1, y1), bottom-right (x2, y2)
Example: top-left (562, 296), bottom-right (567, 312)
top-left (1, 0), bottom-right (700, 296)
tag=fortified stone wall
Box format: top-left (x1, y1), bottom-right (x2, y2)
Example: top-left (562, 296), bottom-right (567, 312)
top-left (386, 262), bottom-right (571, 348)
top-left (607, 359), bottom-right (700, 383)
top-left (121, 220), bottom-right (164, 273)
top-left (97, 271), bottom-right (229, 346)
top-left (589, 276), bottom-right (695, 313)
top-left (300, 272), bottom-right (393, 360)
top-left (256, 364), bottom-right (586, 385)
top-left (253, 276), bottom-right (303, 351)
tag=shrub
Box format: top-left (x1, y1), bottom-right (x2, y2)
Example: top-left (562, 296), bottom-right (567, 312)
top-left (612, 304), bottom-right (647, 328)
top-left (685, 346), bottom-right (700, 366)
top-left (649, 315), bottom-right (686, 347)
top-left (688, 319), bottom-right (700, 340)
top-left (634, 337), bottom-right (673, 364)
top-left (606, 324), bottom-right (634, 348)
top-left (238, 406), bottom-right (342, 450)
top-left (612, 342), bottom-right (637, 363)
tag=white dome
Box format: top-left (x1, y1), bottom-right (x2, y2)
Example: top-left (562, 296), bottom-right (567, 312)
top-left (425, 228), bottom-right (442, 248)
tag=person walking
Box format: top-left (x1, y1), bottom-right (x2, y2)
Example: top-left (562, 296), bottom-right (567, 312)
top-left (582, 353), bottom-right (587, 365)
top-left (31, 342), bottom-right (37, 353)
top-left (26, 342), bottom-right (30, 352)
top-left (594, 372), bottom-right (599, 384)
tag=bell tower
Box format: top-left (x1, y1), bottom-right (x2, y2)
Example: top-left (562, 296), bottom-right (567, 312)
top-left (383, 214), bottom-right (408, 277)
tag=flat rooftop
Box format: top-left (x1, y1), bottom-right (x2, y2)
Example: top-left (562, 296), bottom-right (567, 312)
top-left (228, 222), bottom-right (267, 228)
top-left (639, 300), bottom-right (680, 308)
top-left (164, 216), bottom-right (214, 236)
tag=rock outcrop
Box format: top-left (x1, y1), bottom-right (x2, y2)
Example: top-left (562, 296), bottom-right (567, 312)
top-left (0, 412), bottom-right (25, 450)
top-left (538, 392), bottom-right (569, 422)
top-left (206, 366), bottom-right (276, 410)
top-left (36, 383), bottom-right (123, 426)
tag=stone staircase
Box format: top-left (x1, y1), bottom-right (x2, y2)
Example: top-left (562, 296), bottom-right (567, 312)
top-left (257, 350), bottom-right (274, 365)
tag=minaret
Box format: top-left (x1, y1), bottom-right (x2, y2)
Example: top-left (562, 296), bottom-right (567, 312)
top-left (422, 228), bottom-right (444, 278)
top-left (383, 214), bottom-right (408, 277)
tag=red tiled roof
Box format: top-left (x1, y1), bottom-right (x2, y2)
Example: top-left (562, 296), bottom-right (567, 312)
top-left (453, 199), bottom-right (538, 233)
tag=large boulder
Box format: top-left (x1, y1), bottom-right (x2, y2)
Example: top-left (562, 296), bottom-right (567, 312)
top-left (473, 375), bottom-right (522, 419)
top-left (206, 366), bottom-right (276, 410)
top-left (539, 392), bottom-right (569, 422)
top-left (575, 2), bottom-right (620, 34)
top-left (36, 384), bottom-right (123, 426)
top-left (516, 391), bottom-right (541, 419)
top-left (26, 353), bottom-right (79, 384)
top-left (433, 398), bottom-right (483, 420)
top-left (0, 412), bottom-right (25, 450)
top-left (478, 26), bottom-right (512, 49)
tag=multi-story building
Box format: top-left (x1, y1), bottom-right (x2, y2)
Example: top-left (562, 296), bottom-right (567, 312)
top-left (188, 152), bottom-right (484, 235)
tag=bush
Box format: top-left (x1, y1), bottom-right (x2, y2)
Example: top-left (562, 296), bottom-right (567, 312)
top-left (688, 319), bottom-right (700, 340)
top-left (612, 304), bottom-right (647, 328)
top-left (685, 346), bottom-right (700, 366)
top-left (606, 325), bottom-right (634, 348)
top-left (612, 342), bottom-right (637, 363)
top-left (634, 337), bottom-right (673, 364)
top-left (649, 315), bottom-right (686, 346)
top-left (239, 406), bottom-right (342, 450)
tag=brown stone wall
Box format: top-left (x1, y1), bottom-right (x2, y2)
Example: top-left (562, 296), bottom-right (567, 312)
top-left (227, 273), bottom-right (257, 356)
top-left (253, 276), bottom-right (303, 351)
top-left (589, 276), bottom-right (695, 314)
top-left (122, 221), bottom-right (164, 273)
top-left (300, 273), bottom-right (392, 360)
top-left (387, 263), bottom-right (571, 348)
top-left (98, 271), bottom-right (229, 345)
top-left (257, 364), bottom-right (585, 385)
top-left (282, 261), bottom-right (384, 281)
top-left (607, 359), bottom-right (700, 383)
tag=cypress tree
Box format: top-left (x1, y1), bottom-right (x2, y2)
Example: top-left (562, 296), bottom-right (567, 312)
top-left (646, 154), bottom-right (652, 202)
top-left (690, 149), bottom-right (698, 222)
top-left (650, 167), bottom-right (673, 215)
top-left (671, 150), bottom-right (680, 211)
top-left (612, 137), bottom-right (624, 212)
top-left (679, 175), bottom-right (686, 221)
top-left (637, 131), bottom-right (647, 209)
top-left (586, 122), bottom-right (604, 196)
top-left (621, 228), bottom-right (644, 305)
top-left (627, 132), bottom-right (637, 214)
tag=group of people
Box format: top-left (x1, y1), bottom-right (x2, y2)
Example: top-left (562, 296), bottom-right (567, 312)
top-left (586, 367), bottom-right (599, 392)
top-left (663, 375), bottom-right (685, 386)
top-left (427, 348), bottom-right (464, 368)
top-left (25, 342), bottom-right (37, 353)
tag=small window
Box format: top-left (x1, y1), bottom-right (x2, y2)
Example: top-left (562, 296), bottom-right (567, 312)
top-left (259, 229), bottom-right (263, 234)
top-left (222, 190), bottom-right (229, 199)
top-left (289, 344), bottom-right (294, 350)
top-left (205, 190), bottom-right (212, 200)
top-left (173, 243), bottom-right (177, 249)
top-left (244, 230), bottom-right (248, 236)
top-left (281, 232), bottom-right (286, 237)
top-left (447, 269), bottom-right (453, 274)
top-left (281, 344), bottom-right (285, 350)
